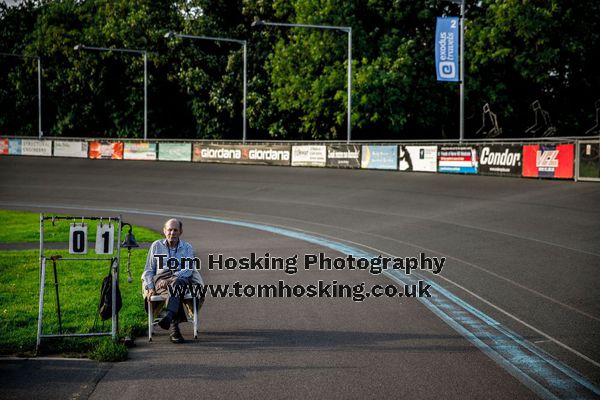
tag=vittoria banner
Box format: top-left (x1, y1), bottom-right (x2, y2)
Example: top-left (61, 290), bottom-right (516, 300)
top-left (522, 144), bottom-right (574, 179)
top-left (193, 144), bottom-right (291, 166)
top-left (89, 141), bottom-right (124, 160)
top-left (478, 144), bottom-right (522, 177)
top-left (438, 146), bottom-right (478, 174)
top-left (326, 145), bottom-right (361, 168)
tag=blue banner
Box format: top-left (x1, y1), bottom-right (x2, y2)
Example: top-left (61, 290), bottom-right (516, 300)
top-left (435, 17), bottom-right (459, 82)
top-left (361, 145), bottom-right (398, 170)
top-left (8, 139), bottom-right (22, 155)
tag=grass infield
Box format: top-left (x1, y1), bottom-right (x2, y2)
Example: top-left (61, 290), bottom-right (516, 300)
top-left (0, 210), bottom-right (162, 357)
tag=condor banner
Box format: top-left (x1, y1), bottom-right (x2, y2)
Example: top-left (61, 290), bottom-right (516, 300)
top-left (399, 145), bottom-right (437, 172)
top-left (89, 141), bottom-right (124, 159)
top-left (435, 17), bottom-right (459, 82)
top-left (522, 144), bottom-right (574, 179)
top-left (326, 144), bottom-right (361, 168)
top-left (438, 146), bottom-right (478, 174)
top-left (158, 142), bottom-right (192, 162)
top-left (193, 144), bottom-right (291, 166)
top-left (478, 144), bottom-right (522, 177)
top-left (53, 140), bottom-right (88, 158)
top-left (361, 145), bottom-right (398, 170)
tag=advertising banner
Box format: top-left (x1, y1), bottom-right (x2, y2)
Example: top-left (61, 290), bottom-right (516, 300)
top-left (192, 143), bottom-right (291, 166)
top-left (21, 139), bottom-right (52, 156)
top-left (326, 144), bottom-right (361, 168)
top-left (478, 144), bottom-right (522, 177)
top-left (578, 142), bottom-right (600, 179)
top-left (399, 145), bottom-right (437, 172)
top-left (158, 143), bottom-right (192, 162)
top-left (8, 139), bottom-right (21, 155)
top-left (522, 144), bottom-right (574, 179)
top-left (53, 140), bottom-right (89, 158)
top-left (89, 141), bottom-right (124, 160)
top-left (438, 146), bottom-right (478, 174)
top-left (0, 138), bottom-right (8, 155)
top-left (124, 142), bottom-right (157, 161)
top-left (292, 145), bottom-right (327, 167)
top-left (435, 17), bottom-right (459, 82)
top-left (361, 145), bottom-right (398, 170)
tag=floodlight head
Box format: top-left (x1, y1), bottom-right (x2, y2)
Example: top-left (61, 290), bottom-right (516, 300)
top-left (164, 31), bottom-right (176, 39)
top-left (251, 20), bottom-right (265, 28)
top-left (74, 44), bottom-right (84, 51)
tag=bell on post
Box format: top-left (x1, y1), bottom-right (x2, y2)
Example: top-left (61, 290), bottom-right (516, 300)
top-left (120, 223), bottom-right (139, 249)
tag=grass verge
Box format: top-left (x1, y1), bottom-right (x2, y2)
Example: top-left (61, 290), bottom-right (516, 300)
top-left (0, 209), bottom-right (162, 359)
top-left (0, 248), bottom-right (152, 356)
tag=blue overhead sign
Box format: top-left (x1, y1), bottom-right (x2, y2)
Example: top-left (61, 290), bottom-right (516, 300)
top-left (435, 17), bottom-right (459, 82)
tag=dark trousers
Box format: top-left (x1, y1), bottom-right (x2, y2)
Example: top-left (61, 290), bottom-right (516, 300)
top-left (155, 275), bottom-right (191, 323)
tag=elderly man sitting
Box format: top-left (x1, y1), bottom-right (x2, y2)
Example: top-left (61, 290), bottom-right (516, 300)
top-left (142, 218), bottom-right (202, 343)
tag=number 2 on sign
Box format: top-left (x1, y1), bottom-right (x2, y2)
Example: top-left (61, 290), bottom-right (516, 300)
top-left (69, 224), bottom-right (88, 254)
top-left (95, 224), bottom-right (114, 254)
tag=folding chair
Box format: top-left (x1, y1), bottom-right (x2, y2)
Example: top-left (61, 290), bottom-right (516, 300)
top-left (144, 269), bottom-right (204, 341)
top-left (146, 291), bottom-right (199, 341)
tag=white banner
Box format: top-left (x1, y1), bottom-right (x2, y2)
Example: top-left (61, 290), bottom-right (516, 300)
top-left (53, 140), bottom-right (89, 158)
top-left (399, 145), bottom-right (438, 172)
top-left (291, 145), bottom-right (327, 167)
top-left (21, 139), bottom-right (52, 156)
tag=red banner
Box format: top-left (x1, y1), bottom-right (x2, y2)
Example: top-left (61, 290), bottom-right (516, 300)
top-left (0, 138), bottom-right (8, 155)
top-left (522, 144), bottom-right (574, 179)
top-left (89, 141), bottom-right (124, 160)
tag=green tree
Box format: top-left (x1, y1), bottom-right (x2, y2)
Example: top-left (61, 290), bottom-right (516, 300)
top-left (467, 0), bottom-right (600, 137)
top-left (0, 1), bottom-right (40, 136)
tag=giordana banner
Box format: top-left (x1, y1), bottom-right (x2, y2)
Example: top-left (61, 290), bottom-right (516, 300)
top-left (193, 144), bottom-right (291, 166)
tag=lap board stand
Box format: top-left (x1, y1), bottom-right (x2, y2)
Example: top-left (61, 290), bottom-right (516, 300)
top-left (36, 214), bottom-right (123, 353)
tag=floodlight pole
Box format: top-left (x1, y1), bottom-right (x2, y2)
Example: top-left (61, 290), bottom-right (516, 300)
top-left (459, 0), bottom-right (465, 143)
top-left (165, 32), bottom-right (247, 143)
top-left (74, 45), bottom-right (148, 140)
top-left (38, 56), bottom-right (42, 139)
top-left (252, 21), bottom-right (352, 143)
top-left (0, 52), bottom-right (43, 138)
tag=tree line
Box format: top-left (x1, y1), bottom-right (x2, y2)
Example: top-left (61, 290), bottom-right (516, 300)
top-left (1, 0), bottom-right (598, 141)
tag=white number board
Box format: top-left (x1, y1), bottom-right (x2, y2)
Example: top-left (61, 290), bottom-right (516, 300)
top-left (95, 224), bottom-right (114, 255)
top-left (69, 224), bottom-right (88, 254)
